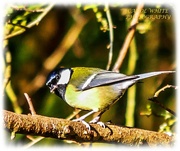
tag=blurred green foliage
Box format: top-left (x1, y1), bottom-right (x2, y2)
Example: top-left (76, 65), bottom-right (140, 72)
top-left (4, 3), bottom-right (176, 147)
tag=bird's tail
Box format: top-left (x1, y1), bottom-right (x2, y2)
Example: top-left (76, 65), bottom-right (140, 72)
top-left (135, 71), bottom-right (175, 81)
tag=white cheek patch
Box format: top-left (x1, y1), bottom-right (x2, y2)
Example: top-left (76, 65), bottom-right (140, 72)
top-left (57, 69), bottom-right (71, 85)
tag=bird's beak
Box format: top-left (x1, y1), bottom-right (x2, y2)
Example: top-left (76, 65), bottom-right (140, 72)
top-left (50, 85), bottom-right (58, 93)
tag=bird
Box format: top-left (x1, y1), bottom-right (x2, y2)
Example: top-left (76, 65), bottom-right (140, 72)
top-left (46, 67), bottom-right (175, 130)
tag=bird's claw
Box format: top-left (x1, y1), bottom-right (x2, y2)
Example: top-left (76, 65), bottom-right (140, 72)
top-left (89, 117), bottom-right (106, 128)
top-left (73, 113), bottom-right (106, 131)
top-left (72, 118), bottom-right (91, 131)
top-left (96, 121), bottom-right (106, 128)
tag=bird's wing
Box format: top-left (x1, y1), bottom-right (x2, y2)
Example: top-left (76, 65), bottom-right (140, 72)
top-left (78, 71), bottom-right (139, 91)
top-left (78, 70), bottom-right (175, 91)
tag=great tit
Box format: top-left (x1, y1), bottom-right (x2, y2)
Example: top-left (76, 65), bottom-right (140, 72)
top-left (46, 67), bottom-right (174, 129)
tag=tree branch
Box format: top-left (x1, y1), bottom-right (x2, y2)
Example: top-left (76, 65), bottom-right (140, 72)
top-left (4, 110), bottom-right (174, 146)
top-left (112, 3), bottom-right (144, 72)
top-left (5, 4), bottom-right (54, 40)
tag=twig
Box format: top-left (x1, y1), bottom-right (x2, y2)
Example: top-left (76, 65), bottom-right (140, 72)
top-left (7, 22), bottom-right (29, 29)
top-left (112, 3), bottom-right (144, 72)
top-left (148, 85), bottom-right (177, 116)
top-left (10, 5), bottom-right (45, 13)
top-left (6, 82), bottom-right (22, 114)
top-left (24, 136), bottom-right (44, 149)
top-left (3, 110), bottom-right (174, 146)
top-left (148, 97), bottom-right (176, 116)
top-left (24, 93), bottom-right (36, 115)
top-left (5, 4), bottom-right (54, 39)
top-left (105, 4), bottom-right (114, 70)
top-left (154, 85), bottom-right (177, 97)
top-left (66, 109), bottom-right (81, 120)
top-left (4, 50), bottom-right (22, 114)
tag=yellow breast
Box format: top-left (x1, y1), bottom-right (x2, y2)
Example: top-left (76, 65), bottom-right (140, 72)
top-left (65, 84), bottom-right (122, 111)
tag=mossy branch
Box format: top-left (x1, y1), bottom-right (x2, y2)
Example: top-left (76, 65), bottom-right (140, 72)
top-left (4, 110), bottom-right (174, 146)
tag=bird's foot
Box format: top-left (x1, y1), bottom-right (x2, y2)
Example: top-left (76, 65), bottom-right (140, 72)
top-left (89, 116), bottom-right (106, 128)
top-left (72, 111), bottom-right (106, 130)
top-left (72, 118), bottom-right (91, 131)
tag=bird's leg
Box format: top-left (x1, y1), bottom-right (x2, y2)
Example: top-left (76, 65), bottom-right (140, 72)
top-left (89, 112), bottom-right (106, 128)
top-left (72, 110), bottom-right (96, 131)
top-left (89, 115), bottom-right (101, 123)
